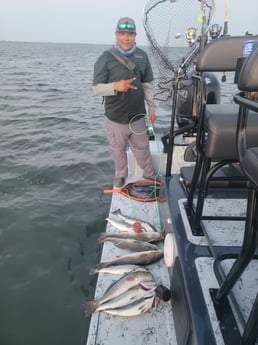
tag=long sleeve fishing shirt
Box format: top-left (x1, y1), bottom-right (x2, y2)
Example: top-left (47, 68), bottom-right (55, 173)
top-left (92, 47), bottom-right (155, 124)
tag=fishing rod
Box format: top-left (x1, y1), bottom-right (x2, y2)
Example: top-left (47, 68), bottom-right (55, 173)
top-left (166, 0), bottom-right (215, 176)
top-left (222, 0), bottom-right (229, 82)
top-left (223, 0), bottom-right (229, 36)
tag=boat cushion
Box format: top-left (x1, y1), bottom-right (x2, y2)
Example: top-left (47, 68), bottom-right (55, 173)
top-left (242, 147), bottom-right (258, 186)
top-left (196, 35), bottom-right (258, 72)
top-left (204, 106), bottom-right (258, 160)
top-left (238, 47), bottom-right (258, 91)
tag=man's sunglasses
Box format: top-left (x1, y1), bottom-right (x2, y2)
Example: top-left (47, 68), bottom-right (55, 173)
top-left (117, 23), bottom-right (135, 31)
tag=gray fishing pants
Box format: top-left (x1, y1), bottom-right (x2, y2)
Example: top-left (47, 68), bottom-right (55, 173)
top-left (105, 117), bottom-right (155, 179)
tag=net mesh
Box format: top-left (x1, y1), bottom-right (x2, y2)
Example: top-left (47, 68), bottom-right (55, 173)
top-left (142, 0), bottom-right (215, 102)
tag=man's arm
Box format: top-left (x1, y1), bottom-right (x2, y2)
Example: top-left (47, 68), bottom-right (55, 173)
top-left (92, 83), bottom-right (117, 96)
top-left (142, 81), bottom-right (156, 114)
top-left (93, 78), bottom-right (137, 96)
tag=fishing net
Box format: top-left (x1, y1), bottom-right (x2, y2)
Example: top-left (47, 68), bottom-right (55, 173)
top-left (142, 0), bottom-right (215, 102)
top-left (104, 179), bottom-right (162, 202)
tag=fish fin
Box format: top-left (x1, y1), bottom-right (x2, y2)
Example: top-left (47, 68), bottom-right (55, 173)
top-left (145, 288), bottom-right (157, 298)
top-left (151, 244), bottom-right (158, 250)
top-left (98, 232), bottom-right (116, 243)
top-left (111, 208), bottom-right (121, 216)
top-left (161, 228), bottom-right (166, 238)
top-left (83, 300), bottom-right (98, 317)
top-left (139, 296), bottom-right (155, 314)
top-left (140, 281), bottom-right (156, 290)
top-left (153, 295), bottom-right (159, 309)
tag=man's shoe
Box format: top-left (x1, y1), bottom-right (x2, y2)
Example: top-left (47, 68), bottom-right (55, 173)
top-left (114, 177), bottom-right (125, 188)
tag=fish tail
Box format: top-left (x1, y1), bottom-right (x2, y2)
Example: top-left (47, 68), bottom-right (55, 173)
top-left (97, 232), bottom-right (108, 243)
top-left (93, 262), bottom-right (109, 272)
top-left (89, 260), bottom-right (108, 275)
top-left (89, 267), bottom-right (97, 275)
top-left (83, 300), bottom-right (98, 317)
top-left (140, 280), bottom-right (157, 290)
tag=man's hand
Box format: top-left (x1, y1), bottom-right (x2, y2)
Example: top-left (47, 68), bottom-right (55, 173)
top-left (114, 78), bottom-right (137, 92)
top-left (148, 113), bottom-right (156, 123)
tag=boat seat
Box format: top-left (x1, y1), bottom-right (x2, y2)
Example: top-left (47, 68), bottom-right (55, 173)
top-left (215, 46), bottom-right (258, 345)
top-left (205, 105), bottom-right (258, 159)
top-left (180, 165), bottom-right (246, 189)
top-left (185, 35), bottom-right (258, 235)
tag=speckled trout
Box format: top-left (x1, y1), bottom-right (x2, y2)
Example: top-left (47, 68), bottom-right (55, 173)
top-left (94, 250), bottom-right (163, 270)
top-left (84, 270), bottom-right (155, 316)
top-left (98, 231), bottom-right (165, 243)
top-left (98, 237), bottom-right (158, 252)
top-left (104, 295), bottom-right (156, 317)
top-left (89, 264), bottom-right (139, 276)
top-left (87, 283), bottom-right (156, 315)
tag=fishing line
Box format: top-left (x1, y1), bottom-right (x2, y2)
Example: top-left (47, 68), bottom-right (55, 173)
top-left (221, 0), bottom-right (229, 82)
top-left (107, 112), bottom-right (164, 228)
top-left (128, 113), bottom-right (149, 135)
top-left (125, 185), bottom-right (164, 234)
top-left (127, 113), bottom-right (162, 201)
top-left (128, 118), bottom-right (164, 230)
top-left (128, 114), bottom-right (163, 187)
top-left (128, 113), bottom-right (164, 183)
top-left (149, 124), bottom-right (163, 179)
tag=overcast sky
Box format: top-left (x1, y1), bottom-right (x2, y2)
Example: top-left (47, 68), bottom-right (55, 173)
top-left (1, 0), bottom-right (257, 45)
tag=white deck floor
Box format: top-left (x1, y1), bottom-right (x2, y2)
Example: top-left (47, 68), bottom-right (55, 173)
top-left (179, 197), bottom-right (258, 345)
top-left (86, 146), bottom-right (258, 345)
top-left (179, 198), bottom-right (247, 247)
top-left (86, 191), bottom-right (177, 345)
top-left (195, 257), bottom-right (258, 345)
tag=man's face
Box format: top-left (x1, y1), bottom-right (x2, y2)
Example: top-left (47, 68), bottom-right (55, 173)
top-left (115, 32), bottom-right (136, 51)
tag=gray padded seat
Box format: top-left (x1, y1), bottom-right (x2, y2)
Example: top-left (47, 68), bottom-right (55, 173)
top-left (186, 35), bottom-right (258, 234)
top-left (237, 45), bottom-right (258, 188)
top-left (205, 104), bottom-right (258, 159)
top-left (242, 147), bottom-right (258, 186)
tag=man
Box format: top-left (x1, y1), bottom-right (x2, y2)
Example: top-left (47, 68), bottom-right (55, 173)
top-left (92, 17), bottom-right (156, 188)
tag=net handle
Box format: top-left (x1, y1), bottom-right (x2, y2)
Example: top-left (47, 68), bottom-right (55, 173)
top-left (103, 189), bottom-right (121, 194)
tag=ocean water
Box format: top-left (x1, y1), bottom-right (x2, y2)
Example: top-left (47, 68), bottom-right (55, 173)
top-left (0, 41), bottom-right (236, 345)
top-left (0, 41), bottom-right (116, 345)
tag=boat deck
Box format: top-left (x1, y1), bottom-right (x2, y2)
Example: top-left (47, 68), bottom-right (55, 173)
top-left (86, 189), bottom-right (176, 345)
top-left (168, 173), bottom-right (258, 345)
top-left (86, 145), bottom-right (258, 345)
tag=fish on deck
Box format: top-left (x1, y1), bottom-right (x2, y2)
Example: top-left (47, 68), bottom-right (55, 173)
top-left (112, 208), bottom-right (158, 232)
top-left (98, 237), bottom-right (158, 252)
top-left (93, 250), bottom-right (164, 270)
top-left (84, 270), bottom-right (155, 316)
top-left (98, 231), bottom-right (165, 243)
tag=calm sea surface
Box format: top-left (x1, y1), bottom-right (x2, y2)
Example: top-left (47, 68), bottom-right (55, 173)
top-left (0, 41), bottom-right (236, 345)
